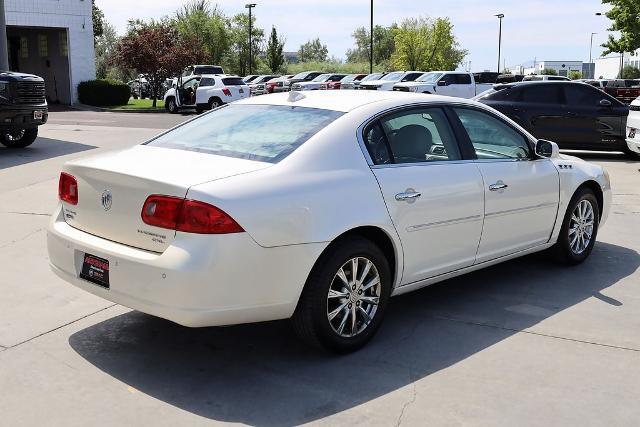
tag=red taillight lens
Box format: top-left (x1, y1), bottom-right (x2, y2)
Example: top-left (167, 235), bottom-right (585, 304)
top-left (141, 195), bottom-right (244, 234)
top-left (58, 172), bottom-right (78, 205)
top-left (222, 88), bottom-right (232, 97)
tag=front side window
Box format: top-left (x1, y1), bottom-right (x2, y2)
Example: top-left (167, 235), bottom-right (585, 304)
top-left (454, 108), bottom-right (531, 160)
top-left (363, 108), bottom-right (461, 165)
top-left (199, 78), bottom-right (214, 87)
top-left (382, 72), bottom-right (404, 81)
top-left (147, 105), bottom-right (343, 163)
top-left (520, 84), bottom-right (563, 104)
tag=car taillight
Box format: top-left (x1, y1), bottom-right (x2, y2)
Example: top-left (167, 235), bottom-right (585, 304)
top-left (141, 195), bottom-right (244, 234)
top-left (222, 88), bottom-right (232, 97)
top-left (58, 172), bottom-right (78, 205)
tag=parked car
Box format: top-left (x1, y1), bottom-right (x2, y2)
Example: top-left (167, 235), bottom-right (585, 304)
top-left (264, 75), bottom-right (294, 94)
top-left (248, 75), bottom-right (280, 95)
top-left (473, 72), bottom-right (500, 85)
top-left (277, 71), bottom-right (324, 92)
top-left (602, 79), bottom-right (640, 104)
top-left (324, 74), bottom-right (367, 90)
top-left (393, 71), bottom-right (493, 98)
top-left (496, 74), bottom-right (525, 84)
top-left (49, 90), bottom-right (611, 353)
top-left (359, 71), bottom-right (425, 91)
top-left (164, 75), bottom-right (249, 113)
top-left (243, 75), bottom-right (260, 83)
top-left (127, 77), bottom-right (150, 99)
top-left (626, 97), bottom-right (640, 158)
top-left (182, 65), bottom-right (225, 78)
top-left (579, 79), bottom-right (610, 90)
top-left (0, 71), bottom-right (47, 148)
top-left (522, 75), bottom-right (571, 82)
top-left (341, 72), bottom-right (387, 90)
top-left (476, 81), bottom-right (632, 156)
top-left (292, 73), bottom-right (348, 91)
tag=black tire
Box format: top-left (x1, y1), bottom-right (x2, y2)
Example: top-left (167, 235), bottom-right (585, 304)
top-left (551, 187), bottom-right (600, 265)
top-left (209, 97), bottom-right (223, 110)
top-left (165, 97), bottom-right (178, 114)
top-left (0, 128), bottom-right (38, 148)
top-left (292, 236), bottom-right (391, 353)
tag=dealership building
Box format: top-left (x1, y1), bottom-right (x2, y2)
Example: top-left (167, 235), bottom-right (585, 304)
top-left (594, 52), bottom-right (640, 79)
top-left (5, 0), bottom-right (96, 104)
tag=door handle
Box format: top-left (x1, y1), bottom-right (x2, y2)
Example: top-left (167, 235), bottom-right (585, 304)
top-left (566, 112), bottom-right (577, 117)
top-left (395, 191), bottom-right (422, 202)
top-left (489, 182), bottom-right (508, 191)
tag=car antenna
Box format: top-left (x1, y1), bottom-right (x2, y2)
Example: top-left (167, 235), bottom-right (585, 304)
top-left (288, 90), bottom-right (306, 102)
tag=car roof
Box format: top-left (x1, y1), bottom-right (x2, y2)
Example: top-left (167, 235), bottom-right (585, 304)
top-left (235, 89), bottom-right (476, 113)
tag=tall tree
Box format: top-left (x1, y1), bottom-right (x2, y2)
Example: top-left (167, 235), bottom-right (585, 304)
top-left (227, 13), bottom-right (264, 76)
top-left (266, 26), bottom-right (285, 73)
top-left (92, 0), bottom-right (105, 46)
top-left (113, 21), bottom-right (207, 107)
top-left (174, 0), bottom-right (230, 64)
top-left (94, 22), bottom-right (119, 79)
top-left (601, 0), bottom-right (640, 56)
top-left (391, 17), bottom-right (466, 71)
top-left (298, 38), bottom-right (328, 62)
top-left (346, 25), bottom-right (396, 65)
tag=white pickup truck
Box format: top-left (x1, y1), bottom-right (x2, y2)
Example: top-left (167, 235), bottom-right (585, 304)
top-left (392, 71), bottom-right (493, 98)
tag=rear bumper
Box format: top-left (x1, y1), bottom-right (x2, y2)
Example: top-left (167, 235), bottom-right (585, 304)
top-left (626, 125), bottom-right (640, 154)
top-left (47, 205), bottom-right (325, 327)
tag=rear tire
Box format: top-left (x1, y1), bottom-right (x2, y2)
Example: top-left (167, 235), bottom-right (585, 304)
top-left (551, 187), bottom-right (600, 265)
top-left (623, 146), bottom-right (640, 160)
top-left (0, 128), bottom-right (38, 148)
top-left (292, 236), bottom-right (391, 353)
top-left (209, 97), bottom-right (223, 110)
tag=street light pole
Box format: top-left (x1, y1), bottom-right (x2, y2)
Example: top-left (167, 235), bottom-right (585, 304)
top-left (0, 0), bottom-right (8, 70)
top-left (245, 3), bottom-right (256, 75)
top-left (369, 0), bottom-right (373, 74)
top-left (495, 14), bottom-right (504, 73)
top-left (589, 32), bottom-right (597, 79)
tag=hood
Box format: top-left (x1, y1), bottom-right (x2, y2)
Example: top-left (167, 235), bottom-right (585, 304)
top-left (0, 71), bottom-right (44, 82)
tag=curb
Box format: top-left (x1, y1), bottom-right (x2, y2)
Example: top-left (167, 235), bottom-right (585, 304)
top-left (73, 104), bottom-right (168, 114)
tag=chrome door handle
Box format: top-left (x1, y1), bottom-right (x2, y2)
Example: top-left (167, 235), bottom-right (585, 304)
top-left (489, 182), bottom-right (508, 191)
top-left (395, 191), bottom-right (422, 202)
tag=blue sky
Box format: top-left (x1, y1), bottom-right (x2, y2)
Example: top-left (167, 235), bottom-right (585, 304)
top-left (97, 0), bottom-right (615, 72)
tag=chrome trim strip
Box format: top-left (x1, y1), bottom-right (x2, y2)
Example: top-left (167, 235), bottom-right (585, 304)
top-left (406, 214), bottom-right (482, 232)
top-left (486, 202), bottom-right (557, 218)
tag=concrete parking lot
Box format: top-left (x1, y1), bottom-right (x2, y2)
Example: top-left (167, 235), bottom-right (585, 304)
top-left (1, 110), bottom-right (639, 426)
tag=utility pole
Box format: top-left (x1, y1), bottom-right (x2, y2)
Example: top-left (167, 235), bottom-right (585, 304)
top-left (0, 0), bottom-right (8, 70)
top-left (369, 0), bottom-right (373, 74)
top-left (245, 3), bottom-right (256, 75)
top-left (589, 32), bottom-right (597, 79)
top-left (495, 14), bottom-right (504, 73)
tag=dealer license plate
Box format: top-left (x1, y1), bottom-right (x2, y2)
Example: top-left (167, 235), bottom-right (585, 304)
top-left (80, 253), bottom-right (110, 289)
top-left (33, 111), bottom-right (43, 120)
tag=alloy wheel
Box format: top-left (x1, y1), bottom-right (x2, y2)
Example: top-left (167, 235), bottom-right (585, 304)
top-left (568, 199), bottom-right (595, 255)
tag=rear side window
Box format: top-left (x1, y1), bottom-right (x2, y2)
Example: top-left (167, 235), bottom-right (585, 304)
top-left (454, 108), bottom-right (531, 160)
top-left (199, 78), bottom-right (215, 87)
top-left (402, 73), bottom-right (423, 82)
top-left (563, 84), bottom-right (605, 106)
top-left (148, 105), bottom-right (343, 163)
top-left (222, 77), bottom-right (245, 86)
top-left (455, 74), bottom-right (472, 84)
top-left (520, 85), bottom-right (563, 104)
top-left (363, 108), bottom-right (461, 165)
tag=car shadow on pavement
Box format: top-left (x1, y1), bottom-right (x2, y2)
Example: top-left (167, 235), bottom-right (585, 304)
top-left (0, 137), bottom-right (96, 169)
top-left (69, 242), bottom-right (639, 426)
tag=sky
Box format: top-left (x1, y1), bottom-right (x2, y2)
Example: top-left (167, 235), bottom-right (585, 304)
top-left (96, 0), bottom-right (615, 72)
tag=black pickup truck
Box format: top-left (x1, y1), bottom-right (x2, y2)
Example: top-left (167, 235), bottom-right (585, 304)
top-left (0, 71), bottom-right (48, 148)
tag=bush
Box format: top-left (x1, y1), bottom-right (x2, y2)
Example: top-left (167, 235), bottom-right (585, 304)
top-left (620, 65), bottom-right (640, 79)
top-left (77, 79), bottom-right (131, 106)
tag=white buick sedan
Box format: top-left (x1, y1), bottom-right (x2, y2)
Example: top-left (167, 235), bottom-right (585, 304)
top-left (48, 91), bottom-right (611, 353)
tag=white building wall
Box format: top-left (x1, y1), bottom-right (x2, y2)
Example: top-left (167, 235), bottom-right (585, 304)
top-left (5, 0), bottom-right (96, 103)
top-left (595, 53), bottom-right (640, 79)
top-left (537, 61), bottom-right (583, 76)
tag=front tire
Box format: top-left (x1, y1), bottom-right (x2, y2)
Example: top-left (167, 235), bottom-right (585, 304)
top-left (552, 187), bottom-right (600, 265)
top-left (165, 97), bottom-right (178, 114)
top-left (623, 145), bottom-right (640, 160)
top-left (292, 236), bottom-right (391, 353)
top-left (0, 128), bottom-right (38, 148)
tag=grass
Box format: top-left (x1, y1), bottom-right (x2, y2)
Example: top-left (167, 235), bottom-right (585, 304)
top-left (107, 98), bottom-right (165, 110)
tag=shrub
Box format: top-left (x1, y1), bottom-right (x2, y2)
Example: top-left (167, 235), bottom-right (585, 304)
top-left (77, 79), bottom-right (131, 106)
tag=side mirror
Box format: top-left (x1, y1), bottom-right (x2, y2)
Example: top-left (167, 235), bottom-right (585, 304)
top-left (535, 139), bottom-right (559, 158)
top-left (437, 80), bottom-right (448, 86)
top-left (599, 99), bottom-right (612, 108)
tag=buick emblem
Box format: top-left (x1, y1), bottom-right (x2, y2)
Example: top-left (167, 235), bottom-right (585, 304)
top-left (101, 190), bottom-right (113, 211)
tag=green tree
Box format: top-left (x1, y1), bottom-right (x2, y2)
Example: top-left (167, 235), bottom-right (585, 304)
top-left (298, 38), bottom-right (328, 62)
top-left (92, 0), bottom-right (105, 46)
top-left (174, 0), bottom-right (230, 64)
top-left (266, 26), bottom-right (285, 73)
top-left (601, 0), bottom-right (640, 56)
top-left (94, 22), bottom-right (119, 79)
top-left (620, 65), bottom-right (640, 79)
top-left (541, 68), bottom-right (558, 75)
top-left (568, 70), bottom-right (583, 80)
top-left (227, 13), bottom-right (264, 76)
top-left (391, 17), bottom-right (466, 71)
top-left (346, 24), bottom-right (397, 65)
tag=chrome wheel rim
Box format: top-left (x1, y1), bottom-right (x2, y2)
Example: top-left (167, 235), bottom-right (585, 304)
top-left (5, 129), bottom-right (25, 141)
top-left (327, 257), bottom-right (381, 338)
top-left (569, 199), bottom-right (595, 255)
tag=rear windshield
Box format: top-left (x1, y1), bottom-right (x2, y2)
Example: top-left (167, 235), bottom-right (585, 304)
top-left (147, 105), bottom-right (344, 163)
top-left (195, 66), bottom-right (224, 75)
top-left (222, 77), bottom-right (245, 86)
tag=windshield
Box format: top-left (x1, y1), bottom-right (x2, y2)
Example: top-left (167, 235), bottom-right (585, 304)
top-left (147, 105), bottom-right (344, 163)
top-left (341, 75), bottom-right (357, 83)
top-left (292, 71), bottom-right (313, 79)
top-left (312, 74), bottom-right (331, 82)
top-left (362, 73), bottom-right (383, 82)
top-left (381, 72), bottom-right (404, 81)
top-left (416, 72), bottom-right (443, 83)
